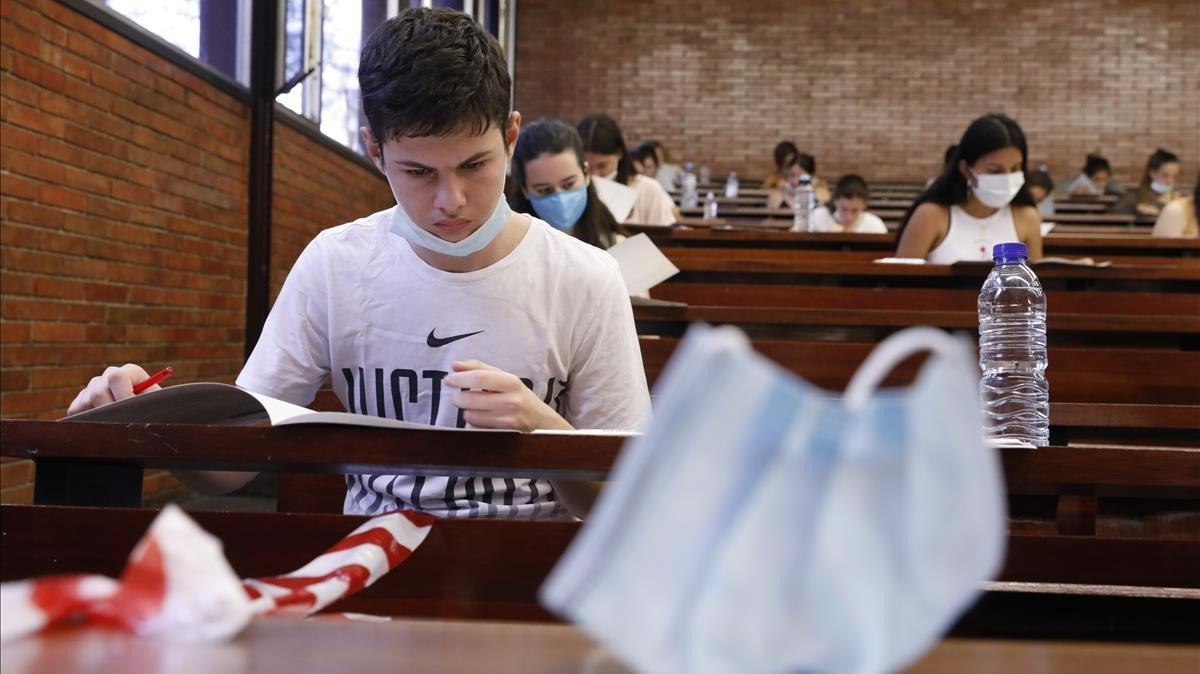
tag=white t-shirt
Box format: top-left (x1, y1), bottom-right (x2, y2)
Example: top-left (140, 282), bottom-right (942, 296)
top-left (927, 205), bottom-right (1019, 264)
top-left (811, 206), bottom-right (889, 234)
top-left (237, 208), bottom-right (651, 519)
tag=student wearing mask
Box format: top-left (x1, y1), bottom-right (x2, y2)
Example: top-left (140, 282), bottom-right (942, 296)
top-left (1026, 169), bottom-right (1056, 218)
top-left (762, 140), bottom-right (799, 191)
top-left (1152, 180), bottom-right (1199, 239)
top-left (896, 113), bottom-right (1043, 263)
top-left (578, 115), bottom-right (676, 226)
top-left (509, 118), bottom-right (625, 250)
top-left (1112, 149), bottom-right (1182, 217)
top-left (766, 152), bottom-right (831, 209)
top-left (67, 8), bottom-right (650, 520)
top-left (1057, 153), bottom-right (1123, 196)
top-left (810, 174), bottom-right (889, 233)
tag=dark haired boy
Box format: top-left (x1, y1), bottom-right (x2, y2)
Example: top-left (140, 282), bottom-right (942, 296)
top-left (69, 8), bottom-right (649, 519)
top-left (811, 174), bottom-right (888, 234)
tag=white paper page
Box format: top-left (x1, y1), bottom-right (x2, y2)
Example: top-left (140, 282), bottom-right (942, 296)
top-left (607, 233), bottom-right (681, 295)
top-left (1041, 222), bottom-right (1056, 236)
top-left (873, 257), bottom-right (927, 265)
top-left (592, 175), bottom-right (638, 223)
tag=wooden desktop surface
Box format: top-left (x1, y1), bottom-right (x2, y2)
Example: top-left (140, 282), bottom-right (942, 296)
top-left (2, 617), bottom-right (1197, 674)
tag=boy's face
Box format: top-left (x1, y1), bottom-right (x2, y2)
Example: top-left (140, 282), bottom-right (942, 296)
top-left (833, 196), bottom-right (866, 225)
top-left (364, 114), bottom-right (521, 243)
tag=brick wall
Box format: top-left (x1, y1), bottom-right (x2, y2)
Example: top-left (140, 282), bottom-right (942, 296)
top-left (271, 121), bottom-right (391, 300)
top-left (514, 0), bottom-right (1199, 186)
top-left (1, 0), bottom-right (250, 503)
top-left (1, 0), bottom-right (389, 503)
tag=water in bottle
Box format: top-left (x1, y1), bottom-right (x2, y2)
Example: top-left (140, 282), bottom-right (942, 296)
top-left (977, 242), bottom-right (1049, 447)
top-left (681, 163), bottom-right (699, 209)
top-left (791, 176), bottom-right (814, 232)
top-left (724, 172), bottom-right (739, 199)
top-left (703, 191), bottom-right (718, 220)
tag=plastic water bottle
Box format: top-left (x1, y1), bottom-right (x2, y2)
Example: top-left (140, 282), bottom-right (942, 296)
top-left (703, 191), bottom-right (718, 220)
top-left (724, 172), bottom-right (739, 198)
top-left (791, 175), bottom-right (814, 232)
top-left (978, 242), bottom-right (1049, 447)
top-left (681, 163), bottom-right (699, 209)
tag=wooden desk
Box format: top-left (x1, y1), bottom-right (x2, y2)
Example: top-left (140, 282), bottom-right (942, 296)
top-left (3, 616), bottom-right (1197, 674)
top-left (631, 225), bottom-right (1200, 258)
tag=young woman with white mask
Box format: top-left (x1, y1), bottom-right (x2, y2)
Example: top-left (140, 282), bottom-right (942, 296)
top-left (578, 114), bottom-right (677, 226)
top-left (896, 114), bottom-right (1043, 263)
top-left (509, 118), bottom-right (625, 250)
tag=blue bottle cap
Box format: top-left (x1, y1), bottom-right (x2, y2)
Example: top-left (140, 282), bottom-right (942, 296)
top-left (992, 242), bottom-right (1028, 262)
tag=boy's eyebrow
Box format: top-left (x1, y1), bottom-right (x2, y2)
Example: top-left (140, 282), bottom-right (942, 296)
top-left (392, 150), bottom-right (493, 170)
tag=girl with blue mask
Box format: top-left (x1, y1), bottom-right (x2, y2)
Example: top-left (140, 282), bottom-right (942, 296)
top-left (508, 118), bottom-right (625, 250)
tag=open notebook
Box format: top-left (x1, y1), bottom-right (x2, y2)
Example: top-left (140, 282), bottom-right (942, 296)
top-left (60, 382), bottom-right (635, 436)
top-left (61, 382), bottom-right (505, 431)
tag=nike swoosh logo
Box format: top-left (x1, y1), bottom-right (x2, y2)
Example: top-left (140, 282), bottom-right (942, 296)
top-left (427, 329), bottom-right (485, 348)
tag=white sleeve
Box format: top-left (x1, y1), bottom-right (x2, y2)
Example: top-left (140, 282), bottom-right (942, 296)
top-left (563, 261), bottom-right (651, 431)
top-left (235, 237), bottom-right (331, 405)
top-left (861, 213), bottom-right (890, 233)
top-left (1152, 199), bottom-right (1187, 238)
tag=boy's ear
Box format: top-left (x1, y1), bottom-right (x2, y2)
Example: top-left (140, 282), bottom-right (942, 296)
top-left (361, 127), bottom-right (386, 173)
top-left (504, 111), bottom-right (522, 160)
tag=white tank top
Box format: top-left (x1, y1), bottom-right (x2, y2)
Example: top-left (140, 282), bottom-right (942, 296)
top-left (927, 205), bottom-right (1020, 264)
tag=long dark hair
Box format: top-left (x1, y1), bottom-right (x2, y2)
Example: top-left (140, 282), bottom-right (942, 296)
top-left (508, 118), bottom-right (624, 250)
top-left (577, 114), bottom-right (637, 186)
top-left (773, 141), bottom-right (799, 172)
top-left (897, 113), bottom-right (1035, 243)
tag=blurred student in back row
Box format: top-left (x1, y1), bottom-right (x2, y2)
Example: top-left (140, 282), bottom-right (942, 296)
top-left (1057, 153), bottom-right (1123, 197)
top-left (896, 113), bottom-right (1042, 263)
top-left (577, 114), bottom-right (676, 226)
top-left (1112, 149), bottom-right (1182, 217)
top-left (766, 152), bottom-right (831, 209)
top-left (810, 175), bottom-right (888, 234)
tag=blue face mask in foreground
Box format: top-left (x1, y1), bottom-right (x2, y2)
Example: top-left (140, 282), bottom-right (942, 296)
top-left (542, 324), bottom-right (1007, 674)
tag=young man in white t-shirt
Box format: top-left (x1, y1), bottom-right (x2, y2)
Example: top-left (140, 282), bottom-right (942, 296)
top-left (811, 174), bottom-right (889, 234)
top-left (68, 8), bottom-right (650, 520)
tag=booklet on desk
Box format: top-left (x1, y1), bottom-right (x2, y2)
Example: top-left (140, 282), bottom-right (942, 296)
top-left (607, 233), bottom-right (680, 296)
top-left (60, 382), bottom-right (507, 432)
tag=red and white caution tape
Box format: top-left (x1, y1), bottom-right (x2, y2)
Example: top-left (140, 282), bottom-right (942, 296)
top-left (0, 505), bottom-right (434, 643)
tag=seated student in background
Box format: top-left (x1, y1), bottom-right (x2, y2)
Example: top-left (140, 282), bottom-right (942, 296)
top-left (644, 140), bottom-right (683, 191)
top-left (810, 174), bottom-right (889, 233)
top-left (1057, 153), bottom-right (1123, 196)
top-left (895, 113), bottom-right (1043, 263)
top-left (1026, 169), bottom-right (1055, 218)
top-left (925, 144), bottom-right (958, 188)
top-left (578, 114), bottom-right (676, 226)
top-left (1112, 149), bottom-right (1182, 217)
top-left (630, 142), bottom-right (661, 189)
top-left (509, 118), bottom-right (625, 250)
top-left (67, 7), bottom-right (650, 520)
top-left (762, 140), bottom-right (799, 190)
top-left (1152, 180), bottom-right (1199, 238)
top-left (766, 152), bottom-right (831, 209)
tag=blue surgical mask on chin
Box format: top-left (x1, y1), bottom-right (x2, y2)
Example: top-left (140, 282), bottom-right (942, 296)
top-left (528, 184), bottom-right (588, 231)
top-left (388, 192), bottom-right (514, 257)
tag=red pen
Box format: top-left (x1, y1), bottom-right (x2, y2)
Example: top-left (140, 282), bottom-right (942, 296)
top-left (133, 367), bottom-right (173, 394)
